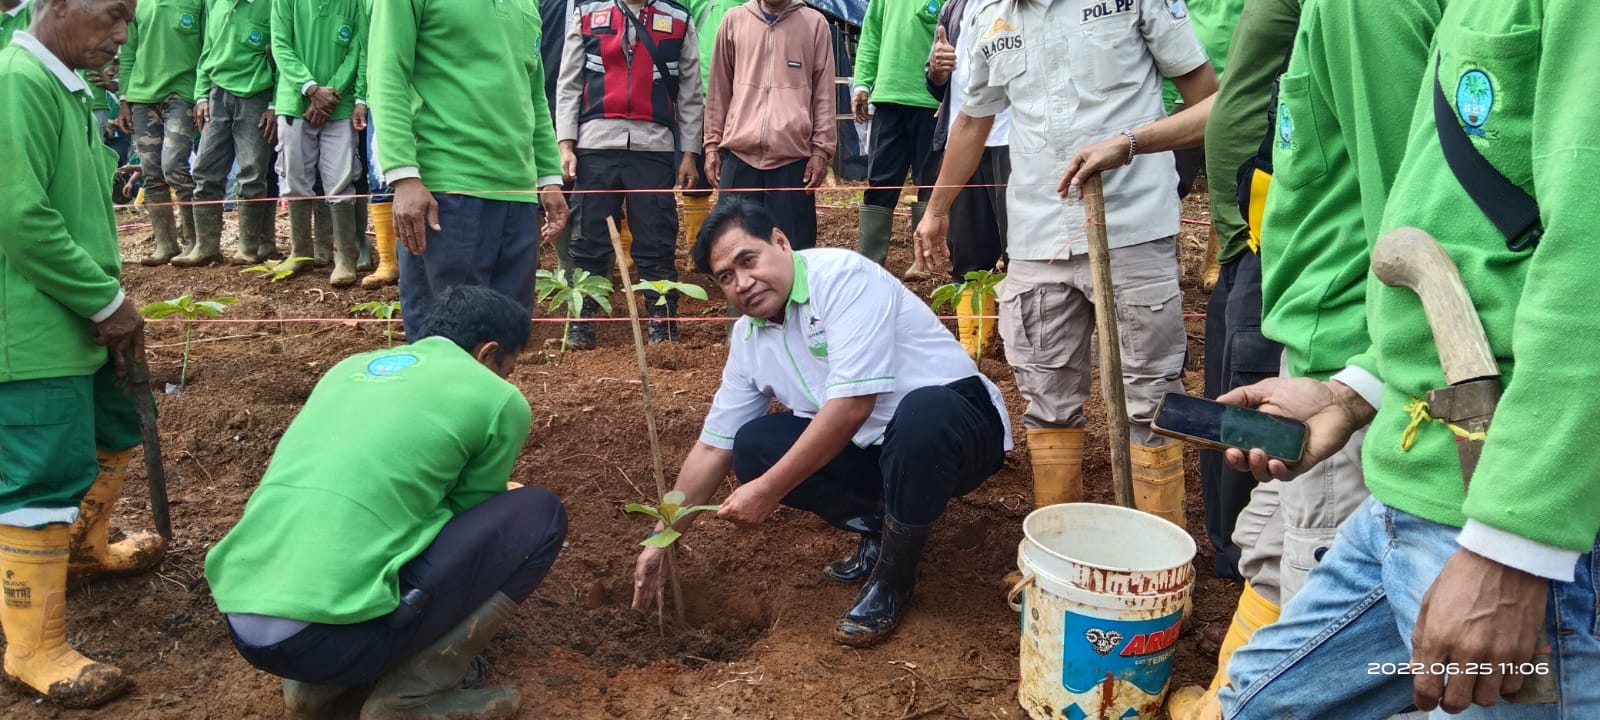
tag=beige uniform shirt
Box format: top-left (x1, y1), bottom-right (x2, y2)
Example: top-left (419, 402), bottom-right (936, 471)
top-left (961, 0), bottom-right (1207, 260)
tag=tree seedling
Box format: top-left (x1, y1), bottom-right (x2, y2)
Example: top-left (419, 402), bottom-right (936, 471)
top-left (350, 300), bottom-right (402, 347)
top-left (139, 294), bottom-right (237, 388)
top-left (625, 491), bottom-right (720, 548)
top-left (535, 268), bottom-right (614, 352)
top-left (631, 279), bottom-right (708, 306)
top-left (930, 269), bottom-right (1006, 359)
top-left (241, 256), bottom-right (315, 282)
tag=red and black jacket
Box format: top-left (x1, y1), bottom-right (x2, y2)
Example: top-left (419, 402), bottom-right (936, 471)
top-left (576, 0), bottom-right (691, 128)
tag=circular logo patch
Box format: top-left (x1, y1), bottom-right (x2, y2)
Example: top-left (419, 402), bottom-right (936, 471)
top-left (180, 13), bottom-right (195, 27)
top-left (1276, 102), bottom-right (1292, 149)
top-left (338, 25), bottom-right (353, 40)
top-left (366, 353), bottom-right (419, 377)
top-left (247, 29), bottom-right (263, 44)
top-left (1456, 69), bottom-right (1493, 133)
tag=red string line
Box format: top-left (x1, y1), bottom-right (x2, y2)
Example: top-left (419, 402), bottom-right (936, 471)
top-left (146, 312), bottom-right (1207, 326)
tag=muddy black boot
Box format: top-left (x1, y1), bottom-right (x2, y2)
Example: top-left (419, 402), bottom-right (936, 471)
top-left (282, 678), bottom-right (347, 720)
top-left (283, 200), bottom-right (318, 276)
top-left (141, 203), bottom-right (182, 266)
top-left (233, 198), bottom-right (278, 264)
top-left (564, 297), bottom-right (599, 351)
top-left (822, 514), bottom-right (882, 583)
top-left (359, 593), bottom-right (521, 720)
top-left (355, 197), bottom-right (375, 270)
top-left (833, 517), bottom-right (931, 647)
top-left (328, 201), bottom-right (361, 287)
top-left (172, 202), bottom-right (224, 266)
top-left (313, 201), bottom-right (333, 266)
top-left (646, 292), bottom-right (678, 343)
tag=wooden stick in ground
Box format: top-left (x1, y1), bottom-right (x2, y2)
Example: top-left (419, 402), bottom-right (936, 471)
top-left (1081, 175), bottom-right (1135, 509)
top-left (607, 217), bottom-right (687, 625)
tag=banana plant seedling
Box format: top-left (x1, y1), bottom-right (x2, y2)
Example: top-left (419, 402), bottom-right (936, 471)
top-left (139, 294), bottom-right (237, 388)
top-left (536, 268), bottom-right (614, 352)
top-left (241, 256), bottom-right (316, 282)
top-left (625, 491), bottom-right (720, 548)
top-left (350, 301), bottom-right (402, 347)
top-left (630, 279), bottom-right (709, 306)
top-left (930, 269), bottom-right (1006, 359)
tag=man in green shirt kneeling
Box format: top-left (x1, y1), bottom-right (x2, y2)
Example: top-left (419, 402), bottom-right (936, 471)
top-left (205, 286), bottom-right (567, 720)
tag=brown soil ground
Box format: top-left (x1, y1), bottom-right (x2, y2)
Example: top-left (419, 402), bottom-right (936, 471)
top-left (1, 187), bottom-right (1238, 719)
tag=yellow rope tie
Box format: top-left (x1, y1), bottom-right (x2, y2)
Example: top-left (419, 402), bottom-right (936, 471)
top-left (1400, 398), bottom-right (1488, 452)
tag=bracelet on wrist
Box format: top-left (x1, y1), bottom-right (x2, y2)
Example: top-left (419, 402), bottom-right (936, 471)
top-left (1122, 130), bottom-right (1138, 166)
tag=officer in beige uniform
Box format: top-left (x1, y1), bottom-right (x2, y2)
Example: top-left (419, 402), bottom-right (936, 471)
top-left (916, 0), bottom-right (1216, 525)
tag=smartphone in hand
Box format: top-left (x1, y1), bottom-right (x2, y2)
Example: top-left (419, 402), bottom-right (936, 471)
top-left (1151, 392), bottom-right (1308, 463)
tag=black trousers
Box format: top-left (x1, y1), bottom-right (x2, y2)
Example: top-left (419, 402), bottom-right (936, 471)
top-left (864, 102), bottom-right (937, 209)
top-left (730, 377), bottom-right (1005, 527)
top-left (571, 149), bottom-right (680, 284)
top-left (935, 145), bottom-right (1010, 280)
top-left (231, 487), bottom-right (569, 687)
top-left (1200, 252), bottom-right (1281, 581)
top-left (718, 150), bottom-right (816, 250)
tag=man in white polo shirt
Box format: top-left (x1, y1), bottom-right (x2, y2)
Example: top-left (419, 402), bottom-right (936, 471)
top-left (631, 198), bottom-right (1012, 648)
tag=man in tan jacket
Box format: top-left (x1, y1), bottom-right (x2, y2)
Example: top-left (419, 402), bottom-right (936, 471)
top-left (702, 0), bottom-right (834, 249)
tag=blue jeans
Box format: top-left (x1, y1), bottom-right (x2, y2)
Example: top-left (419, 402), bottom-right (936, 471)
top-left (1220, 496), bottom-right (1599, 719)
top-left (397, 194), bottom-right (540, 338)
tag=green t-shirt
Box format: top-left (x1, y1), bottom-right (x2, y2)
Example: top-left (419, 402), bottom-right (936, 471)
top-left (0, 1), bottom-right (32, 49)
top-left (204, 338), bottom-right (534, 624)
top-left (1201, 0), bottom-right (1299, 262)
top-left (368, 0), bottom-right (563, 200)
top-left (1354, 0), bottom-right (1600, 554)
top-left (196, 0), bottom-right (275, 99)
top-left (122, 0), bottom-right (206, 104)
top-left (0, 43), bottom-right (123, 384)
top-left (1258, 0), bottom-right (1441, 380)
top-left (271, 0), bottom-right (366, 119)
top-left (852, 0), bottom-right (940, 109)
top-left (1162, 0), bottom-right (1241, 109)
top-left (686, 0), bottom-right (736, 91)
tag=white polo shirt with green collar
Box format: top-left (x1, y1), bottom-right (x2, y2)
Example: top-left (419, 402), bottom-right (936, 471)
top-left (701, 248), bottom-right (1013, 450)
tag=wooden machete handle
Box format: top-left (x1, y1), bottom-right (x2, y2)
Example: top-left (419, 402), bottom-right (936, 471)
top-left (1370, 227), bottom-right (1499, 387)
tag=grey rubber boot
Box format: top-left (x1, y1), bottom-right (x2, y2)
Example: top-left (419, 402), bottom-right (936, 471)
top-left (171, 203), bottom-right (224, 267)
top-left (177, 201), bottom-right (199, 254)
top-left (233, 199), bottom-right (278, 264)
top-left (903, 201), bottom-right (932, 280)
top-left (140, 204), bottom-right (182, 266)
top-left (355, 197), bottom-right (375, 270)
top-left (282, 678), bottom-right (346, 720)
top-left (857, 205), bottom-right (894, 265)
top-left (328, 202), bottom-right (361, 287)
top-left (283, 200), bottom-right (318, 276)
top-left (313, 201), bottom-right (333, 266)
top-left (359, 593), bottom-right (522, 720)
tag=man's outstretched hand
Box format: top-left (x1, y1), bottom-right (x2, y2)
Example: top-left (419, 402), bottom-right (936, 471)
top-left (1217, 377), bottom-right (1373, 482)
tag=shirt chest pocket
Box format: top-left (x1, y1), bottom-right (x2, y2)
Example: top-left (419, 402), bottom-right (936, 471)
top-left (172, 2), bottom-right (202, 34)
top-left (1436, 23), bottom-right (1537, 185)
top-left (1268, 72), bottom-right (1328, 192)
top-left (984, 52), bottom-right (1042, 152)
top-left (238, 22), bottom-right (269, 52)
top-left (1070, 18), bottom-right (1140, 99)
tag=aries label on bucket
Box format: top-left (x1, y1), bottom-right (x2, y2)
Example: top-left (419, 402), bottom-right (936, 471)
top-left (1060, 609), bottom-right (1182, 696)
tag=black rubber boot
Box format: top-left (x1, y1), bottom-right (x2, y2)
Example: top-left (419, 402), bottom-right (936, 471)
top-left (833, 517), bottom-right (931, 648)
top-left (564, 297), bottom-right (599, 351)
top-left (822, 514), bottom-right (883, 583)
top-left (647, 293), bottom-right (678, 344)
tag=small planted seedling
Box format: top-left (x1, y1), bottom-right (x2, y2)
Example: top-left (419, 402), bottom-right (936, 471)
top-left (930, 269), bottom-right (1006, 359)
top-left (241, 256), bottom-right (315, 282)
top-left (535, 268), bottom-right (614, 352)
top-left (625, 491), bottom-right (720, 548)
top-left (139, 294), bottom-right (237, 388)
top-left (630, 279), bottom-right (708, 306)
top-left (350, 300), bottom-right (402, 347)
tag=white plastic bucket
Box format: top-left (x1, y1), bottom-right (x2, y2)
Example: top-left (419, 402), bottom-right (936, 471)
top-left (1011, 503), bottom-right (1197, 720)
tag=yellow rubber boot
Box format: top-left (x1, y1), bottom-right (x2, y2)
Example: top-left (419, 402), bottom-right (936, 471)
top-left (67, 449), bottom-right (167, 583)
top-left (1201, 226), bottom-right (1222, 292)
top-left (1167, 581), bottom-right (1281, 720)
top-left (681, 194), bottom-right (711, 246)
top-left (362, 202), bottom-right (399, 289)
top-left (0, 524), bottom-right (130, 708)
top-left (1026, 428), bottom-right (1084, 508)
top-left (1130, 441), bottom-right (1186, 528)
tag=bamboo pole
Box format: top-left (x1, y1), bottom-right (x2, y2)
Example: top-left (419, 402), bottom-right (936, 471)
top-left (1081, 175), bottom-right (1135, 508)
top-left (607, 217), bottom-right (687, 625)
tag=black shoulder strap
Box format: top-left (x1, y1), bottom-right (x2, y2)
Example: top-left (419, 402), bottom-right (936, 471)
top-left (1432, 57), bottom-right (1541, 251)
top-left (620, 1), bottom-right (681, 111)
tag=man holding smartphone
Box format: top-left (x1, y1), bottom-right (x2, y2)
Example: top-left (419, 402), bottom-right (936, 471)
top-left (1216, 0), bottom-right (1600, 715)
top-left (631, 199), bottom-right (1011, 648)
